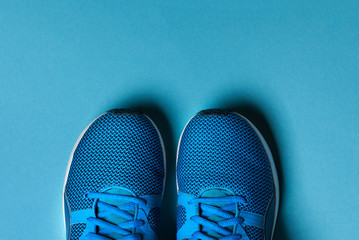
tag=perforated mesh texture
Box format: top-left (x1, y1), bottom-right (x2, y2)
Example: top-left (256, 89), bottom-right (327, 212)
top-left (148, 207), bottom-right (161, 234)
top-left (177, 205), bottom-right (187, 231)
top-left (65, 111), bottom-right (165, 211)
top-left (177, 110), bottom-right (274, 215)
top-left (70, 223), bottom-right (86, 240)
top-left (245, 226), bottom-right (264, 240)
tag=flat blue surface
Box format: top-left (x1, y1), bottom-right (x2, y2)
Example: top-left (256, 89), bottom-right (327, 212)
top-left (0, 1), bottom-right (358, 239)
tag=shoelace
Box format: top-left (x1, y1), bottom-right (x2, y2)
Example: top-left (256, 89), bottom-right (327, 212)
top-left (85, 192), bottom-right (146, 240)
top-left (188, 196), bottom-right (247, 240)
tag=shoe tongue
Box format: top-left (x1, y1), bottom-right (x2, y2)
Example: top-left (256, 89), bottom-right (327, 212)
top-left (97, 188), bottom-right (135, 239)
top-left (200, 189), bottom-right (236, 239)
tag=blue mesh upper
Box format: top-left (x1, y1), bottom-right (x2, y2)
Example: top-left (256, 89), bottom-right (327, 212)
top-left (65, 110), bottom-right (165, 212)
top-left (70, 223), bottom-right (86, 240)
top-left (245, 226), bottom-right (264, 240)
top-left (177, 205), bottom-right (187, 231)
top-left (148, 207), bottom-right (161, 234)
top-left (177, 110), bottom-right (274, 215)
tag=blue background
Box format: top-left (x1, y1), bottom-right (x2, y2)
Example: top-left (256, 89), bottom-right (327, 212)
top-left (1, 1), bottom-right (358, 239)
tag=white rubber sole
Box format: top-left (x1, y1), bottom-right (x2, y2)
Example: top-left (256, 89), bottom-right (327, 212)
top-left (175, 111), bottom-right (280, 240)
top-left (62, 111), bottom-right (166, 229)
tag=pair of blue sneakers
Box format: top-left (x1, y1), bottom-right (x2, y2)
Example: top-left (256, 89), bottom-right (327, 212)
top-left (63, 109), bottom-right (279, 240)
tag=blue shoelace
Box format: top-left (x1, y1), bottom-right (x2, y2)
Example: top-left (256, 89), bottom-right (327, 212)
top-left (85, 192), bottom-right (146, 240)
top-left (188, 196), bottom-right (247, 240)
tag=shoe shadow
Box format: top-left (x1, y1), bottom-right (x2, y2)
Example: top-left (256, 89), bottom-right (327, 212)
top-left (119, 99), bottom-right (177, 240)
top-left (218, 100), bottom-right (291, 240)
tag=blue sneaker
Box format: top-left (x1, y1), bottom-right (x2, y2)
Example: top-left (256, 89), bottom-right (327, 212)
top-left (176, 109), bottom-right (279, 240)
top-left (63, 109), bottom-right (165, 240)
